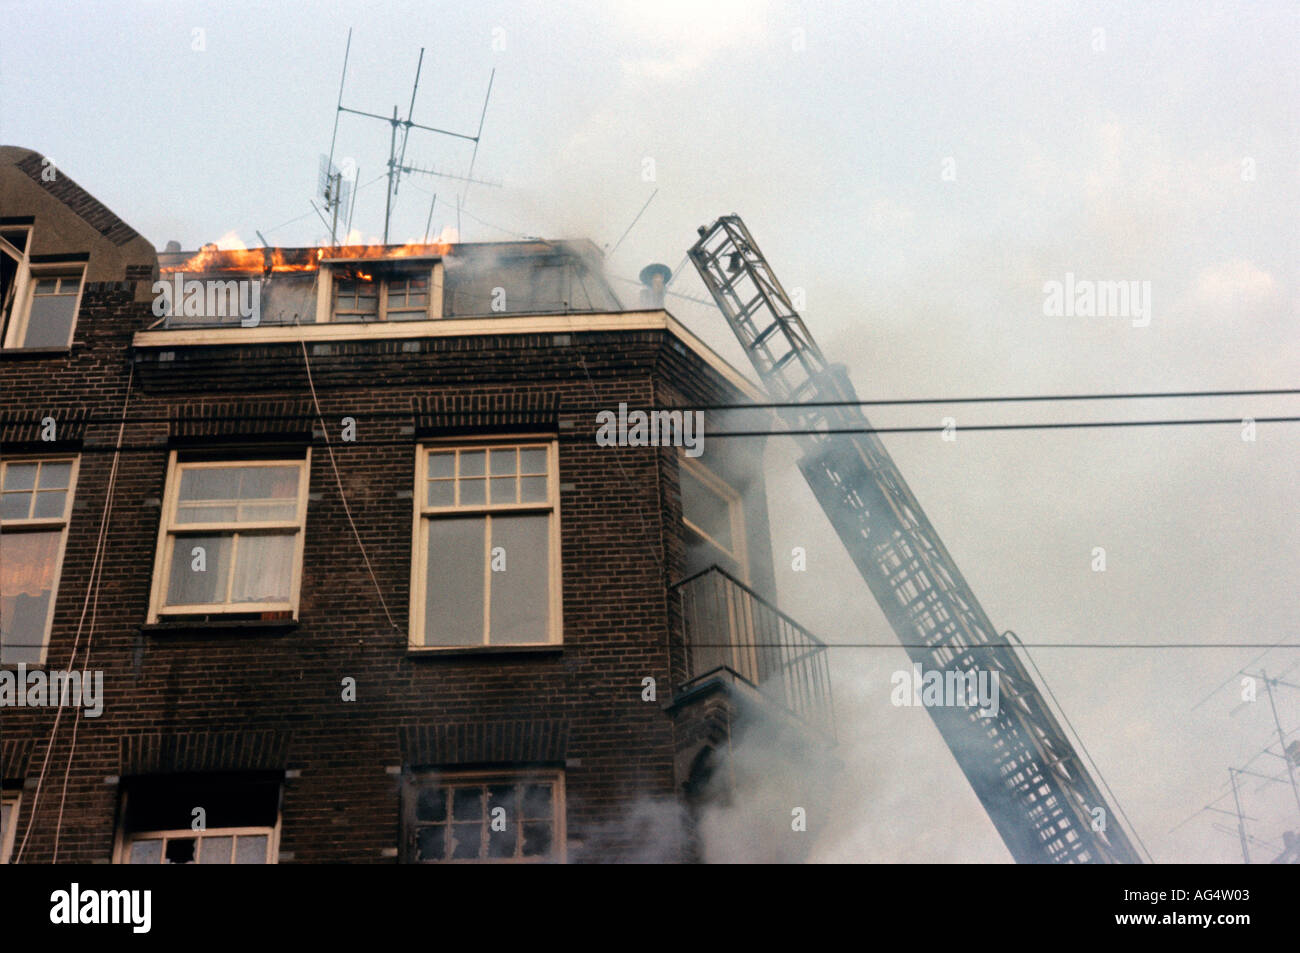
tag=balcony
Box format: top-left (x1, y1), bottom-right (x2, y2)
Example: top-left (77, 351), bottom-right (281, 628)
top-left (670, 566), bottom-right (834, 738)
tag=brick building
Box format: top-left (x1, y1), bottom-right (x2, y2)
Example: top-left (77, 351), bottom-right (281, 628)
top-left (0, 146), bottom-right (833, 864)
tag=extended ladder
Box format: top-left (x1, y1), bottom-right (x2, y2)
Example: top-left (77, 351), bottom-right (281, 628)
top-left (689, 215), bottom-right (1142, 863)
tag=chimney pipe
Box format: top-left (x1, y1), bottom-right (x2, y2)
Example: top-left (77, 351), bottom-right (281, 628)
top-left (638, 263), bottom-right (672, 309)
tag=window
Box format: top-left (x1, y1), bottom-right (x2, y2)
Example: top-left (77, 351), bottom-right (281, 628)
top-left (330, 265), bottom-right (432, 322)
top-left (403, 771), bottom-right (564, 863)
top-left (121, 828), bottom-right (275, 865)
top-left (1, 791), bottom-right (19, 863)
top-left (680, 457), bottom-right (747, 582)
top-left (411, 441), bottom-right (561, 647)
top-left (148, 454), bottom-right (310, 621)
top-left (1, 229), bottom-right (84, 348)
top-left (114, 774), bottom-right (280, 864)
top-left (0, 457), bottom-right (78, 664)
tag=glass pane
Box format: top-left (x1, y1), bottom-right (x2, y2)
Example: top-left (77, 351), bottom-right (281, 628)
top-left (428, 452), bottom-right (454, 479)
top-left (426, 480), bottom-right (454, 508)
top-left (179, 467), bottom-right (241, 502)
top-left (38, 462), bottom-right (71, 489)
top-left (176, 503), bottom-right (239, 523)
top-left (165, 534), bottom-right (232, 605)
top-left (681, 468), bottom-right (732, 550)
top-left (522, 783), bottom-right (553, 819)
top-left (459, 450), bottom-right (485, 477)
top-left (451, 787), bottom-right (483, 821)
top-left (0, 530), bottom-right (59, 664)
top-left (521, 822), bottom-right (552, 857)
top-left (451, 823), bottom-right (481, 860)
top-left (415, 825), bottom-right (446, 861)
top-left (129, 840), bottom-right (163, 864)
top-left (230, 533), bottom-right (295, 603)
top-left (33, 490), bottom-right (66, 519)
top-left (199, 835), bottom-right (233, 864)
top-left (489, 477), bottom-right (516, 504)
top-left (0, 492), bottom-right (31, 520)
top-left (487, 785), bottom-right (515, 817)
top-left (458, 478), bottom-right (485, 506)
top-left (488, 514), bottom-right (549, 644)
top-left (487, 822), bottom-right (517, 859)
top-left (415, 786), bottom-right (447, 822)
top-left (4, 464), bottom-right (38, 492)
top-left (235, 501), bottom-right (298, 522)
top-left (489, 449), bottom-right (517, 475)
top-left (234, 834), bottom-right (268, 864)
top-left (424, 518), bottom-right (485, 645)
top-left (519, 476), bottom-right (547, 503)
top-left (518, 448), bottom-right (547, 474)
top-left (240, 466), bottom-right (298, 500)
top-left (34, 278), bottom-right (59, 294)
top-left (178, 466), bottom-right (298, 523)
top-left (22, 295), bottom-right (77, 347)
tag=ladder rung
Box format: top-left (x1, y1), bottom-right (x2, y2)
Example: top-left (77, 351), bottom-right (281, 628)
top-left (753, 321), bottom-right (786, 347)
top-left (771, 349), bottom-right (801, 373)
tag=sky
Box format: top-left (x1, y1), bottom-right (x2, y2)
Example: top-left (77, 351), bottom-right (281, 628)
top-left (2, 0), bottom-right (1297, 862)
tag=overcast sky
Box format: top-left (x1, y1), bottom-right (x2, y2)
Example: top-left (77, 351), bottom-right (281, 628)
top-left (3, 0), bottom-right (1297, 862)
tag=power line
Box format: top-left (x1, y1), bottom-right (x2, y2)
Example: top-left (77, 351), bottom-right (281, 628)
top-left (19, 415), bottom-right (1300, 455)
top-left (6, 385), bottom-right (1296, 427)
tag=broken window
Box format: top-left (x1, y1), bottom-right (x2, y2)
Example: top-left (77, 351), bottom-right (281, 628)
top-left (0, 457), bottom-right (78, 664)
top-left (115, 774), bottom-right (280, 865)
top-left (149, 453), bottom-right (309, 622)
top-left (403, 771), bottom-right (563, 863)
top-left (412, 442), bottom-right (560, 647)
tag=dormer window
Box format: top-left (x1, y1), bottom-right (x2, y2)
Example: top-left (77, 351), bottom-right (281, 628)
top-left (1, 226), bottom-right (85, 349)
top-left (329, 263), bottom-right (434, 323)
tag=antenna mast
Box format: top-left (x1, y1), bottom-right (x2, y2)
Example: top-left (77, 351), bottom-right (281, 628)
top-left (327, 32), bottom-right (496, 244)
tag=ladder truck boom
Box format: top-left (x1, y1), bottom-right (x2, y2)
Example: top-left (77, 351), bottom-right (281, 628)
top-left (688, 214), bottom-right (1142, 864)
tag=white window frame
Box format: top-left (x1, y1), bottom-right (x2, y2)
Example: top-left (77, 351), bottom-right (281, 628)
top-left (0, 226), bottom-right (32, 345)
top-left (114, 824), bottom-right (279, 864)
top-left (1, 250), bottom-right (85, 349)
top-left (680, 455), bottom-right (749, 584)
top-left (403, 769), bottom-right (565, 864)
top-left (409, 438), bottom-right (562, 648)
top-left (147, 452), bottom-right (311, 622)
top-left (319, 259), bottom-right (444, 323)
top-left (0, 791), bottom-right (20, 864)
top-left (0, 455), bottom-right (79, 665)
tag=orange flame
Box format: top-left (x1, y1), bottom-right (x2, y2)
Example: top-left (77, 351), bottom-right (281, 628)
top-left (161, 242), bottom-right (451, 275)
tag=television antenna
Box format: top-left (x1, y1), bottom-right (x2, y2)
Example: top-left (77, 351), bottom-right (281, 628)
top-left (318, 154), bottom-right (353, 244)
top-left (325, 28), bottom-right (495, 244)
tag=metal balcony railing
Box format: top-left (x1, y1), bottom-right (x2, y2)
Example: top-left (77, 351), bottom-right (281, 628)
top-left (670, 566), bottom-right (834, 738)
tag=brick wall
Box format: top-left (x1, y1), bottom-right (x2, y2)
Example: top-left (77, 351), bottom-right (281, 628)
top-left (1, 268), bottom-right (780, 863)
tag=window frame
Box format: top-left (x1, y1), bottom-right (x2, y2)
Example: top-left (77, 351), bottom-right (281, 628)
top-left (0, 790), bottom-right (20, 864)
top-left (409, 437), bottom-right (562, 649)
top-left (114, 822), bottom-right (279, 865)
top-left (0, 455), bottom-right (80, 666)
top-left (679, 455), bottom-right (749, 584)
top-left (402, 768), bottom-right (565, 864)
top-left (1, 255), bottom-right (85, 350)
top-left (322, 260), bottom-right (443, 324)
top-left (146, 452), bottom-right (311, 622)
